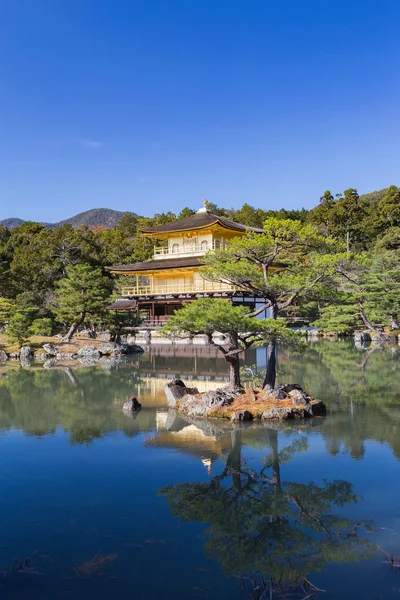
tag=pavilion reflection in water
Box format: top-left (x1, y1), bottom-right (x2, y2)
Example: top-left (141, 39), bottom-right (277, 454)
top-left (134, 343), bottom-right (261, 398)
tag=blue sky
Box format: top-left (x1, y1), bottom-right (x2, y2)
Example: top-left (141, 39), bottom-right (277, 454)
top-left (1, 0), bottom-right (399, 222)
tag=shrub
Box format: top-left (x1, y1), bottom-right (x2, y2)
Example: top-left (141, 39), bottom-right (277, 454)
top-left (29, 318), bottom-right (53, 336)
top-left (6, 313), bottom-right (30, 346)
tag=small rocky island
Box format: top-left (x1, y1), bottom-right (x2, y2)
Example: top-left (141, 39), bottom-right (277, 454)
top-left (164, 380), bottom-right (326, 422)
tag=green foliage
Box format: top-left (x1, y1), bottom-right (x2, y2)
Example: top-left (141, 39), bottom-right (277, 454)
top-left (0, 297), bottom-right (15, 327)
top-left (28, 318), bottom-right (53, 336)
top-left (54, 264), bottom-right (112, 333)
top-left (0, 188), bottom-right (398, 332)
top-left (313, 240), bottom-right (400, 332)
top-left (313, 297), bottom-right (360, 333)
top-left (6, 312), bottom-right (31, 346)
top-left (178, 207), bottom-right (196, 219)
top-left (161, 431), bottom-right (374, 581)
top-left (203, 218), bottom-right (342, 319)
top-left (309, 188), bottom-right (370, 250)
top-left (101, 311), bottom-right (142, 341)
top-left (160, 299), bottom-right (301, 386)
top-left (0, 365), bottom-right (148, 443)
top-left (161, 298), bottom-right (297, 346)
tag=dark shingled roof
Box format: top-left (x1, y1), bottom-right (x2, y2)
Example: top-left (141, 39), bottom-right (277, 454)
top-left (140, 210), bottom-right (264, 234)
top-left (105, 256), bottom-right (204, 273)
top-left (106, 299), bottom-right (138, 310)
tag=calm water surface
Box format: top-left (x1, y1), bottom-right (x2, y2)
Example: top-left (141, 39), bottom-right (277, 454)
top-left (0, 341), bottom-right (400, 599)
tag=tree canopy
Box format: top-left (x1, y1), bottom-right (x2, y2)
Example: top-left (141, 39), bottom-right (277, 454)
top-left (0, 185), bottom-right (398, 341)
top-left (160, 298), bottom-right (301, 387)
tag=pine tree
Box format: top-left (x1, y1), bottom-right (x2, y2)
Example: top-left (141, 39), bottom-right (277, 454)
top-left (54, 264), bottom-right (112, 340)
top-left (160, 298), bottom-right (301, 388)
top-left (6, 312), bottom-right (30, 346)
top-left (313, 242), bottom-right (400, 332)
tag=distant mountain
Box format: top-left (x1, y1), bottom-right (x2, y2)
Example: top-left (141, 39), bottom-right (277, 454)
top-left (0, 208), bottom-right (138, 230)
top-left (0, 217), bottom-right (26, 229)
top-left (359, 189), bottom-right (388, 204)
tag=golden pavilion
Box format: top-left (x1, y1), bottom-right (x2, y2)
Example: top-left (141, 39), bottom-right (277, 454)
top-left (106, 203), bottom-right (269, 325)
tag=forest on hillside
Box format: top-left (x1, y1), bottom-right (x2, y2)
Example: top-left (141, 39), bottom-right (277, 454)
top-left (0, 186), bottom-right (399, 344)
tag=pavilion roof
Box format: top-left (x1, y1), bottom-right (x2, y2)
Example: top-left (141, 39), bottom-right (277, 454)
top-left (105, 256), bottom-right (203, 273)
top-left (140, 210), bottom-right (264, 235)
top-left (106, 299), bottom-right (138, 310)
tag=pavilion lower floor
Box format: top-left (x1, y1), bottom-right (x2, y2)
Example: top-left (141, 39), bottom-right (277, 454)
top-left (108, 293), bottom-right (271, 327)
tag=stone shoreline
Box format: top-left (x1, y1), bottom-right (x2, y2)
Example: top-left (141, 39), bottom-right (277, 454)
top-left (0, 342), bottom-right (144, 367)
top-left (164, 380), bottom-right (327, 422)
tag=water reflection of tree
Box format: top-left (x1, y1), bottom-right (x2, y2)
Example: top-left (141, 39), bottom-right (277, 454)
top-left (278, 341), bottom-right (400, 459)
top-left (0, 365), bottom-right (155, 444)
top-left (161, 430), bottom-right (374, 587)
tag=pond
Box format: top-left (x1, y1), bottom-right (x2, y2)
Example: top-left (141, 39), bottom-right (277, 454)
top-left (0, 341), bottom-right (400, 599)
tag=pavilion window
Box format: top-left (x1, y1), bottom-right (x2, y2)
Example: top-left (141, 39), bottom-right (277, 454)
top-left (201, 240), bottom-right (208, 251)
top-left (172, 243), bottom-right (179, 253)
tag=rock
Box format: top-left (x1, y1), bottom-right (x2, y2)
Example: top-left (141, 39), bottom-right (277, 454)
top-left (231, 410), bottom-right (253, 422)
top-left (354, 331), bottom-right (371, 342)
top-left (260, 399), bottom-right (326, 420)
top-left (307, 329), bottom-right (321, 337)
top-left (164, 379), bottom-right (199, 408)
top-left (43, 343), bottom-right (58, 356)
top-left (269, 388), bottom-right (287, 399)
top-left (97, 331), bottom-right (112, 342)
top-left (0, 350), bottom-right (8, 364)
top-left (56, 352), bottom-right (75, 360)
top-left (20, 346), bottom-right (33, 359)
top-left (77, 329), bottom-right (95, 339)
top-left (178, 385), bottom-right (244, 418)
top-left (99, 342), bottom-right (120, 355)
top-left (43, 358), bottom-right (57, 369)
top-left (98, 356), bottom-right (123, 371)
top-left (289, 389), bottom-right (310, 406)
top-left (280, 383), bottom-right (303, 393)
top-left (76, 345), bottom-right (101, 359)
top-left (9, 352), bottom-right (20, 358)
top-left (78, 357), bottom-right (100, 367)
top-left (123, 397), bottom-right (142, 412)
top-left (269, 383), bottom-right (303, 399)
top-left (35, 353), bottom-right (49, 361)
top-left (165, 410), bottom-right (189, 432)
top-left (372, 333), bottom-right (396, 346)
top-left (20, 357), bottom-right (32, 368)
top-left (98, 342), bottom-right (143, 356)
top-left (117, 343), bottom-right (144, 355)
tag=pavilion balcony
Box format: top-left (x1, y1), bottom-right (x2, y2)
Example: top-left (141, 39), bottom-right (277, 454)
top-left (121, 280), bottom-right (240, 297)
top-left (153, 240), bottom-right (223, 259)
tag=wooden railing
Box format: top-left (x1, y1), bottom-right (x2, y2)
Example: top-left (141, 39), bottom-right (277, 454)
top-left (153, 240), bottom-right (222, 258)
top-left (121, 281), bottom-right (239, 296)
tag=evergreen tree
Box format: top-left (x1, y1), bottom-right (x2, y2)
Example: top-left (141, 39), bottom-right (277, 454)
top-left (0, 297), bottom-right (15, 328)
top-left (160, 298), bottom-right (300, 388)
top-left (314, 242), bottom-right (400, 332)
top-left (203, 217), bottom-right (340, 320)
top-left (6, 312), bottom-right (30, 346)
top-left (54, 264), bottom-right (112, 340)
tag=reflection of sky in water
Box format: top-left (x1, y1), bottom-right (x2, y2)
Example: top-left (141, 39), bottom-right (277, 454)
top-left (0, 341), bottom-right (399, 599)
